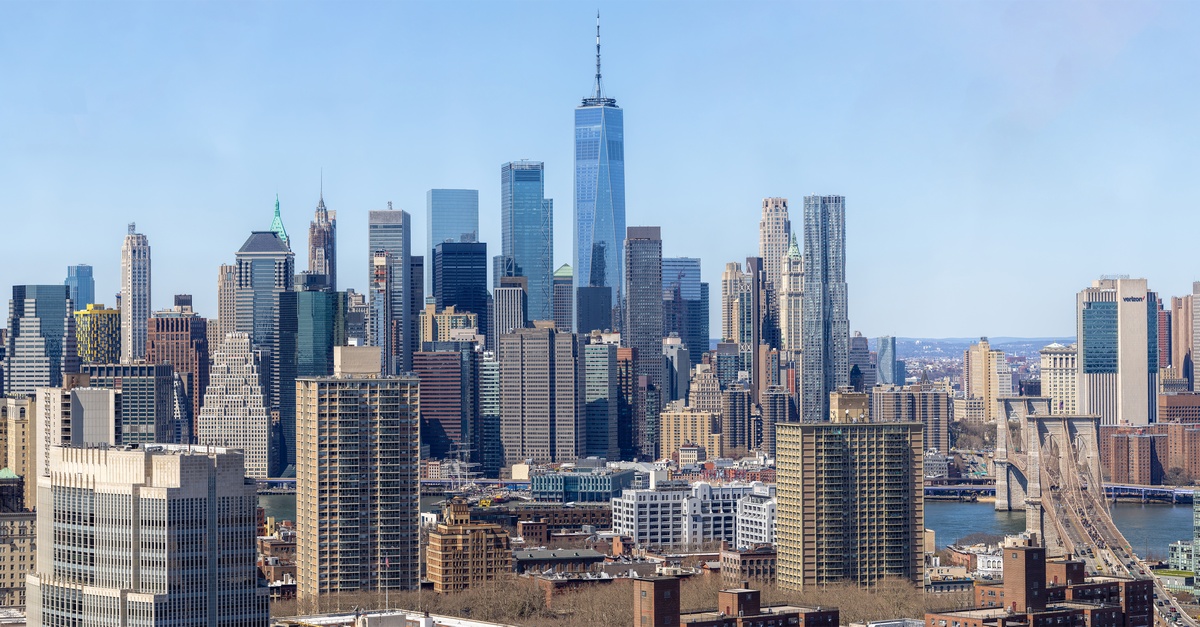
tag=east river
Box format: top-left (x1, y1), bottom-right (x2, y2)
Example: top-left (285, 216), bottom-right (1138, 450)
top-left (259, 494), bottom-right (1195, 559)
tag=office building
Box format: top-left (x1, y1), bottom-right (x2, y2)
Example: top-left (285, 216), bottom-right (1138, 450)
top-left (26, 445), bottom-right (268, 626)
top-left (426, 499), bottom-right (511, 593)
top-left (759, 197), bottom-right (791, 295)
top-left (1077, 277), bottom-right (1159, 425)
top-left (492, 281), bottom-right (528, 340)
top-left (499, 161), bottom-right (553, 322)
top-left (499, 326), bottom-right (583, 467)
top-left (872, 383), bottom-right (951, 454)
top-left (553, 263), bottom-right (573, 332)
top-left (721, 384), bottom-right (751, 452)
top-left (1173, 292), bottom-right (1194, 389)
top-left (74, 303), bottom-right (121, 365)
top-left (688, 368), bottom-right (721, 416)
top-left (413, 349), bottom-right (472, 460)
top-left (575, 285), bottom-right (612, 335)
top-left (760, 385), bottom-right (791, 457)
top-left (735, 483), bottom-right (777, 551)
top-left (418, 303), bottom-right (479, 347)
top-left (663, 334), bottom-right (690, 404)
top-left (433, 241), bottom-right (488, 340)
top-left (288, 287), bottom-right (347, 379)
top-left (574, 19), bottom-right (625, 323)
top-left (611, 481), bottom-right (754, 548)
top-left (800, 195), bottom-right (849, 422)
top-left (848, 332), bottom-right (875, 392)
top-left (34, 377), bottom-right (112, 478)
top-left (583, 337), bottom-right (619, 460)
top-left (146, 297), bottom-right (209, 426)
top-left (478, 351), bottom-right (502, 477)
top-left (296, 347), bottom-right (421, 599)
top-left (721, 262), bottom-right (748, 344)
top-left (120, 223), bottom-right (152, 362)
top-left (660, 403), bottom-right (720, 461)
top-left (877, 336), bottom-right (899, 385)
top-left (345, 289), bottom-right (368, 345)
top-left (307, 189), bottom-right (337, 290)
top-left (82, 362), bottom-right (173, 445)
top-left (616, 346), bottom-right (637, 460)
top-left (214, 263), bottom-right (237, 344)
top-left (234, 230), bottom-right (295, 472)
top-left (637, 375), bottom-right (662, 459)
top-left (368, 205), bottom-right (413, 373)
top-left (426, 188), bottom-right (479, 294)
top-left (4, 285), bottom-right (77, 395)
top-left (662, 257), bottom-right (708, 369)
top-left (408, 256), bottom-right (425, 364)
top-left (1040, 343), bottom-right (1078, 415)
top-left (776, 417), bottom-right (924, 590)
top-left (196, 333), bottom-right (270, 478)
top-left (625, 227), bottom-right (663, 453)
top-left (778, 235), bottom-right (803, 363)
top-left (963, 337), bottom-right (1013, 422)
top-left (64, 264), bottom-right (94, 309)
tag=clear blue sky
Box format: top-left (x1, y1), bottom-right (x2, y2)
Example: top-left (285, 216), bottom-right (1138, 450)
top-left (2, 1), bottom-right (1197, 338)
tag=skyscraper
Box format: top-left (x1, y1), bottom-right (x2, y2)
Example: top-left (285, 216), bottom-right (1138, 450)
top-left (499, 326), bottom-right (583, 466)
top-left (307, 189), bottom-right (337, 290)
top-left (4, 285), bottom-right (77, 395)
top-left (1040, 343), bottom-right (1077, 415)
top-left (26, 445), bottom-right (268, 625)
top-left (368, 206), bottom-right (412, 373)
top-left (576, 286), bottom-right (612, 335)
top-left (296, 347), bottom-right (421, 598)
top-left (427, 188), bottom-right (479, 293)
top-left (779, 235), bottom-right (803, 364)
top-left (433, 241), bottom-right (488, 341)
top-left (848, 332), bottom-right (875, 392)
top-left (81, 362), bottom-right (174, 444)
top-left (1077, 277), bottom-right (1159, 425)
top-left (801, 195), bottom-right (849, 422)
top-left (876, 336), bottom-right (899, 385)
top-left (962, 338), bottom-right (1013, 422)
top-left (492, 280), bottom-right (528, 342)
top-left (270, 194), bottom-right (290, 248)
top-left (214, 263), bottom-right (237, 344)
top-left (500, 161), bottom-right (553, 322)
top-left (759, 197), bottom-right (791, 294)
top-left (624, 226), bottom-right (663, 392)
top-left (197, 333), bottom-right (270, 478)
top-left (414, 350), bottom-right (470, 460)
top-left (74, 303), bottom-right (121, 365)
top-left (776, 417), bottom-right (924, 590)
top-left (64, 264), bottom-right (94, 309)
top-left (120, 223), bottom-right (151, 363)
top-left (146, 297), bottom-right (209, 427)
top-left (478, 351), bottom-right (502, 476)
top-left (234, 230), bottom-right (295, 472)
top-left (288, 286), bottom-right (347, 379)
top-left (583, 336), bottom-right (619, 460)
top-left (574, 15), bottom-right (625, 325)
top-left (662, 257), bottom-right (708, 368)
top-left (553, 263), bottom-right (574, 332)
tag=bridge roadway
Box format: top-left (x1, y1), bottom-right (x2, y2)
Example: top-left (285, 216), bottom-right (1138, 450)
top-left (1034, 424), bottom-right (1196, 627)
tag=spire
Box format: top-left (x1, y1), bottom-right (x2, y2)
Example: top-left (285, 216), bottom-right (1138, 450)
top-left (270, 194), bottom-right (290, 248)
top-left (316, 170), bottom-right (327, 214)
top-left (786, 232), bottom-right (801, 258)
top-left (581, 12), bottom-right (616, 107)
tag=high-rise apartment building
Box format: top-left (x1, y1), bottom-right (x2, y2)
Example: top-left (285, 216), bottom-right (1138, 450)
top-left (296, 347), bottom-right (421, 599)
top-left (776, 417), bottom-right (924, 590)
top-left (26, 445), bottom-right (268, 625)
top-left (64, 264), bottom-right (94, 309)
top-left (759, 197), bottom-right (791, 295)
top-left (433, 241), bottom-right (488, 341)
top-left (417, 303), bottom-right (479, 347)
top-left (760, 385), bottom-right (791, 457)
top-left (963, 337), bottom-right (1013, 422)
top-left (624, 227), bottom-right (664, 409)
top-left (801, 195), bottom-right (849, 422)
top-left (660, 403), bottom-right (721, 460)
top-left (307, 190), bottom-right (337, 290)
top-left (720, 384), bottom-right (751, 452)
top-left (574, 17), bottom-right (625, 323)
top-left (583, 337), bottom-right (619, 460)
top-left (74, 303), bottom-right (121, 365)
top-left (426, 499), bottom-right (511, 593)
top-left (120, 223), bottom-right (151, 362)
top-left (499, 326), bottom-right (583, 467)
top-left (81, 362), bottom-right (173, 445)
top-left (662, 257), bottom-right (708, 368)
top-left (553, 264), bottom-right (574, 332)
top-left (234, 230), bottom-right (295, 472)
top-left (146, 297), bottom-right (209, 426)
top-left (0, 397), bottom-right (35, 509)
top-left (872, 383), bottom-right (951, 454)
top-left (1077, 277), bottom-right (1159, 426)
top-left (499, 161), bottom-right (553, 322)
top-left (778, 235), bottom-right (803, 363)
top-left (5, 285), bottom-right (78, 395)
top-left (1040, 343), bottom-right (1078, 415)
top-left (427, 189), bottom-right (479, 293)
top-left (0, 475), bottom-right (34, 607)
top-left (368, 206), bottom-right (413, 374)
top-left (877, 336), bottom-right (899, 385)
top-left (196, 333), bottom-right (270, 478)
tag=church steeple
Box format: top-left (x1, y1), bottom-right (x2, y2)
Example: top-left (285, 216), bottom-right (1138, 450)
top-left (270, 194), bottom-right (290, 249)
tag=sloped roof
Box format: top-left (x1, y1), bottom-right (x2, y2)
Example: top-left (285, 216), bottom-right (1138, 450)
top-left (238, 231), bottom-right (290, 254)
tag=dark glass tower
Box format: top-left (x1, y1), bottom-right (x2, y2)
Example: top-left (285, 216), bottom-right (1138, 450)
top-left (574, 15), bottom-right (625, 328)
top-left (499, 161), bottom-right (553, 322)
top-left (64, 265), bottom-right (95, 309)
top-left (433, 242), bottom-right (489, 341)
top-left (662, 257), bottom-right (708, 367)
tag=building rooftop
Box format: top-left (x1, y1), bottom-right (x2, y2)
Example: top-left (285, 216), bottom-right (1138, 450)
top-left (512, 549), bottom-right (606, 562)
top-left (237, 231), bottom-right (290, 254)
top-left (681, 604), bottom-right (832, 623)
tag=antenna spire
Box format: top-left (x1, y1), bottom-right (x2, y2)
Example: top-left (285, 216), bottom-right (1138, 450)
top-left (320, 168), bottom-right (323, 201)
top-left (594, 12), bottom-right (602, 98)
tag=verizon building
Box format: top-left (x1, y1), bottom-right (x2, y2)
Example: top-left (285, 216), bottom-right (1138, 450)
top-left (1076, 277), bottom-right (1159, 426)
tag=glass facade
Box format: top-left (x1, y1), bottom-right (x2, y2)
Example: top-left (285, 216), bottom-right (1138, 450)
top-left (801, 195), bottom-right (849, 422)
top-left (574, 102), bottom-right (625, 314)
top-left (64, 265), bottom-right (94, 309)
top-left (426, 189), bottom-right (479, 293)
top-left (4, 285), bottom-right (76, 395)
top-left (663, 257), bottom-right (708, 366)
top-left (500, 161), bottom-right (553, 322)
top-left (290, 290), bottom-right (347, 378)
top-left (1081, 302), bottom-right (1118, 374)
top-left (368, 209), bottom-right (412, 373)
top-left (433, 242), bottom-right (489, 340)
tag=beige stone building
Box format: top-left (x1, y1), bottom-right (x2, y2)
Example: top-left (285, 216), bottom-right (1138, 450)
top-left (426, 499), bottom-right (511, 593)
top-left (1039, 343), bottom-right (1077, 415)
top-left (872, 383), bottom-right (951, 454)
top-left (660, 403), bottom-right (721, 460)
top-left (499, 326), bottom-right (583, 466)
top-left (828, 387), bottom-right (868, 423)
top-left (963, 337), bottom-right (1012, 422)
top-left (418, 302), bottom-right (479, 346)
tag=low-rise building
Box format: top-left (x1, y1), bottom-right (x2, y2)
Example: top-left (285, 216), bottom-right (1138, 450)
top-left (512, 548), bottom-right (606, 575)
top-left (531, 466), bottom-right (636, 504)
top-left (427, 499), bottom-right (512, 593)
top-left (719, 543), bottom-right (776, 586)
top-left (734, 483), bottom-right (775, 549)
top-left (611, 481), bottom-right (756, 548)
top-left (634, 577), bottom-right (839, 627)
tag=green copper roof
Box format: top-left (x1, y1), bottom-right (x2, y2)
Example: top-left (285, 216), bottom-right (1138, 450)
top-left (554, 263), bottom-right (573, 278)
top-left (270, 194), bottom-right (290, 249)
top-left (0, 468), bottom-right (17, 479)
top-left (786, 232), bottom-right (801, 258)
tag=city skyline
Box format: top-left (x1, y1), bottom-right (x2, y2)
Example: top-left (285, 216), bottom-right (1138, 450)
top-left (3, 3), bottom-right (1197, 337)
